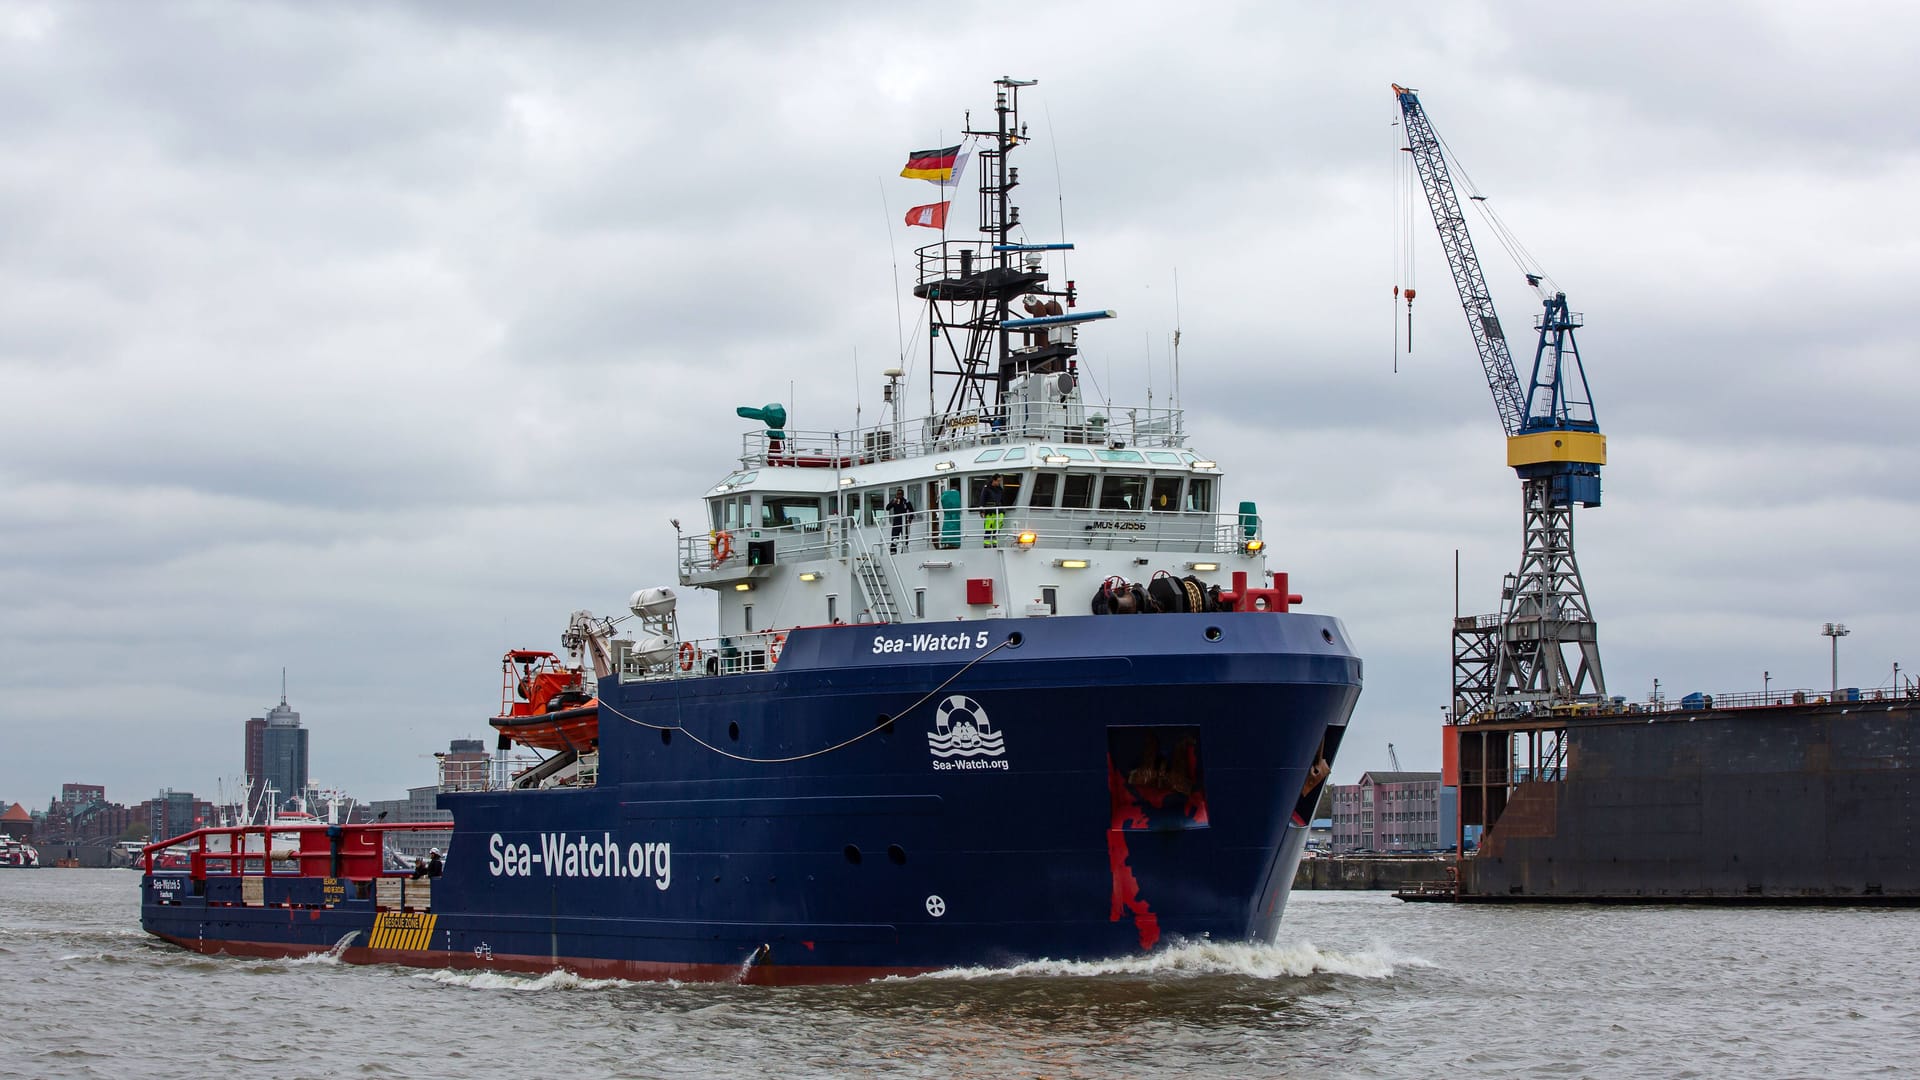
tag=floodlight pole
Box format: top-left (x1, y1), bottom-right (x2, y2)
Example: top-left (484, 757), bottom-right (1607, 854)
top-left (1822, 622), bottom-right (1850, 696)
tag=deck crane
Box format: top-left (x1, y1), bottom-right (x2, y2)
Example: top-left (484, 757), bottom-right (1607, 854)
top-left (1392, 84), bottom-right (1607, 722)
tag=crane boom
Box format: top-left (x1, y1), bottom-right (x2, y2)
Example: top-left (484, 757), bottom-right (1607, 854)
top-left (1393, 84), bottom-right (1528, 437)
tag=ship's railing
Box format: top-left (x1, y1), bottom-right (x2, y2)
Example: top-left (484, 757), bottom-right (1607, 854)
top-left (1462, 683), bottom-right (1917, 729)
top-left (621, 628), bottom-right (795, 682)
top-left (1636, 685), bottom-right (1911, 712)
top-left (680, 509), bottom-right (1261, 581)
top-left (738, 403), bottom-right (1189, 469)
top-left (141, 821), bottom-right (449, 880)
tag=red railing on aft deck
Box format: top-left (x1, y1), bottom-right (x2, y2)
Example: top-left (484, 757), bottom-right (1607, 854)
top-left (141, 822), bottom-right (449, 880)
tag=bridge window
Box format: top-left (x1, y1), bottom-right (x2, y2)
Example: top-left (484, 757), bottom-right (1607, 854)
top-left (744, 605), bottom-right (755, 632)
top-left (969, 472), bottom-right (1022, 507)
top-left (1096, 449), bottom-right (1145, 463)
top-left (1146, 452), bottom-right (1182, 465)
top-left (1028, 473), bottom-right (1060, 508)
top-left (974, 449), bottom-right (1005, 463)
top-left (762, 495), bottom-right (821, 529)
top-left (1061, 473), bottom-right (1095, 510)
top-left (1061, 447), bottom-right (1095, 462)
top-left (1002, 447), bottom-right (1027, 463)
top-left (1150, 476), bottom-right (1182, 512)
top-left (1098, 474), bottom-right (1147, 511)
top-left (1186, 478), bottom-right (1215, 512)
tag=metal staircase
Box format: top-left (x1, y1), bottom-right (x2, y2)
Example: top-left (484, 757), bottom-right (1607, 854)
top-left (848, 523), bottom-right (906, 623)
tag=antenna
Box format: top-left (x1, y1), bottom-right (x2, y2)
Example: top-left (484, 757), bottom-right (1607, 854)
top-left (1172, 268), bottom-right (1183, 431)
top-left (280, 667), bottom-right (287, 705)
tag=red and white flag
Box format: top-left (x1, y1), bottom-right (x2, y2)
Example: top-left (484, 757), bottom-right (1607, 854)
top-left (904, 201), bottom-right (950, 230)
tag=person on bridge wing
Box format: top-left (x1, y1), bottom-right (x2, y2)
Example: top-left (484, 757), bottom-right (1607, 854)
top-left (886, 488), bottom-right (914, 553)
top-left (426, 848), bottom-right (444, 878)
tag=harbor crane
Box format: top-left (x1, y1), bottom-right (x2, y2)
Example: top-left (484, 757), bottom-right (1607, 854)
top-left (1392, 84), bottom-right (1607, 722)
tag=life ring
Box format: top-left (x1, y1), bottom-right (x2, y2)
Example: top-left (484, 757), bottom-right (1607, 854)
top-left (710, 530), bottom-right (734, 568)
top-left (677, 641), bottom-right (697, 672)
top-left (767, 631), bottom-right (787, 664)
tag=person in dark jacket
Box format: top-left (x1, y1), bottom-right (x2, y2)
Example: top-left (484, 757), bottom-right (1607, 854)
top-left (979, 475), bottom-right (1007, 548)
top-left (426, 848), bottom-right (443, 877)
top-left (886, 488), bottom-right (914, 553)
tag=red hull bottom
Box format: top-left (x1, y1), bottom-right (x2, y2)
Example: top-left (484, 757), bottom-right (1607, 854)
top-left (149, 933), bottom-right (935, 986)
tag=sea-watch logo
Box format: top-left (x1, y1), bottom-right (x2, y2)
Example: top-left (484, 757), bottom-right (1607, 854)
top-left (927, 694), bottom-right (1009, 771)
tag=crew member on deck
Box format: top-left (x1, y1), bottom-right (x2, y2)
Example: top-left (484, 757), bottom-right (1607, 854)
top-left (427, 848), bottom-right (444, 877)
top-left (887, 488), bottom-right (914, 553)
top-left (979, 475), bottom-right (1007, 548)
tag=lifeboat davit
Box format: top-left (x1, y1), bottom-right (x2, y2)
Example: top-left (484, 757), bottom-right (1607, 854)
top-left (490, 649), bottom-right (600, 752)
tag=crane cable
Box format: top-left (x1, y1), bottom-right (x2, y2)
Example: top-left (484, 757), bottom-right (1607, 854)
top-left (1431, 130), bottom-right (1559, 298)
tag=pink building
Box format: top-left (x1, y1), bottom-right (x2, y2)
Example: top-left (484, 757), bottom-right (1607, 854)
top-left (1329, 771), bottom-right (1456, 853)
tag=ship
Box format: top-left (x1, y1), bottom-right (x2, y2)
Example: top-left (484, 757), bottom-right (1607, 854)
top-left (0, 833), bottom-right (40, 869)
top-left (140, 77), bottom-right (1363, 983)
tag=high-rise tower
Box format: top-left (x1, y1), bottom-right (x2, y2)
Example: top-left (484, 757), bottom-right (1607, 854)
top-left (258, 675), bottom-right (308, 813)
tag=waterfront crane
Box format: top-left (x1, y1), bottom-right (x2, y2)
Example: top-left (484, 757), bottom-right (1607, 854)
top-left (1392, 84), bottom-right (1608, 722)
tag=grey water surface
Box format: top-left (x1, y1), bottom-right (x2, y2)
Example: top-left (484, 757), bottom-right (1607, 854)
top-left (2, 870), bottom-right (1913, 1079)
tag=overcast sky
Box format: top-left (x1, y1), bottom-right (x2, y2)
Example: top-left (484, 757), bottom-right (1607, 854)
top-left (2, 1), bottom-right (1913, 811)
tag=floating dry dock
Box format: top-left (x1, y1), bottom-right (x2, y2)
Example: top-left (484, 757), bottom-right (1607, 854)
top-left (1424, 691), bottom-right (1919, 904)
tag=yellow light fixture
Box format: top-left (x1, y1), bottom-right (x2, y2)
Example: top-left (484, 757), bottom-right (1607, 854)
top-left (1044, 455), bottom-right (1070, 465)
top-left (1055, 559), bottom-right (1090, 569)
top-left (733, 582), bottom-right (754, 592)
top-left (838, 477), bottom-right (855, 486)
top-left (1016, 531), bottom-right (1038, 547)
top-left (1245, 539), bottom-right (1265, 554)
top-left (798, 572), bottom-right (820, 582)
top-left (934, 460), bottom-right (956, 471)
top-left (1192, 460), bottom-right (1217, 470)
top-left (1188, 562), bottom-right (1219, 572)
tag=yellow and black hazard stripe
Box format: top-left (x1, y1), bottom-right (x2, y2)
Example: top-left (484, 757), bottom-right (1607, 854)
top-left (369, 911), bottom-right (438, 951)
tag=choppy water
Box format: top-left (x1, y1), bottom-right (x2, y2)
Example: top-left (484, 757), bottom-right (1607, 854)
top-left (2, 870), bottom-right (1915, 1078)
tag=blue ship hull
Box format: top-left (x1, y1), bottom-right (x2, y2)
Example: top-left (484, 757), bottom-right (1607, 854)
top-left (143, 615), bottom-right (1359, 983)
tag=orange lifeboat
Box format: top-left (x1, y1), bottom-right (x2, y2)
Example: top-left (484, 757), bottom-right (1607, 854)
top-left (489, 649), bottom-right (599, 752)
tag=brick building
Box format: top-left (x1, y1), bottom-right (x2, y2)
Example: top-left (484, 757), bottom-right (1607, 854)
top-left (1330, 771), bottom-right (1456, 854)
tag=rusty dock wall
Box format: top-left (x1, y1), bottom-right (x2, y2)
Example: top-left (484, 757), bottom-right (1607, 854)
top-left (1456, 697), bottom-right (1918, 903)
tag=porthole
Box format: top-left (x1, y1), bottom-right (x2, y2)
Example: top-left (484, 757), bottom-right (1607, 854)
top-left (660, 728), bottom-right (672, 746)
top-left (844, 845), bottom-right (863, 864)
top-left (878, 714), bottom-right (895, 735)
top-left (1007, 631), bottom-right (1024, 647)
top-left (1204, 626), bottom-right (1222, 642)
top-left (728, 721), bottom-right (740, 742)
top-left (888, 845), bottom-right (907, 865)
top-left (1321, 628), bottom-right (1335, 645)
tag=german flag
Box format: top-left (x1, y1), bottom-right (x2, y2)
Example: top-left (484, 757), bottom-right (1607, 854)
top-left (900, 144), bottom-right (962, 182)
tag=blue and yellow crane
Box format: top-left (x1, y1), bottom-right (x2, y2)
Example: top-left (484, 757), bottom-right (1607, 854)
top-left (1393, 83), bottom-right (1608, 721)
